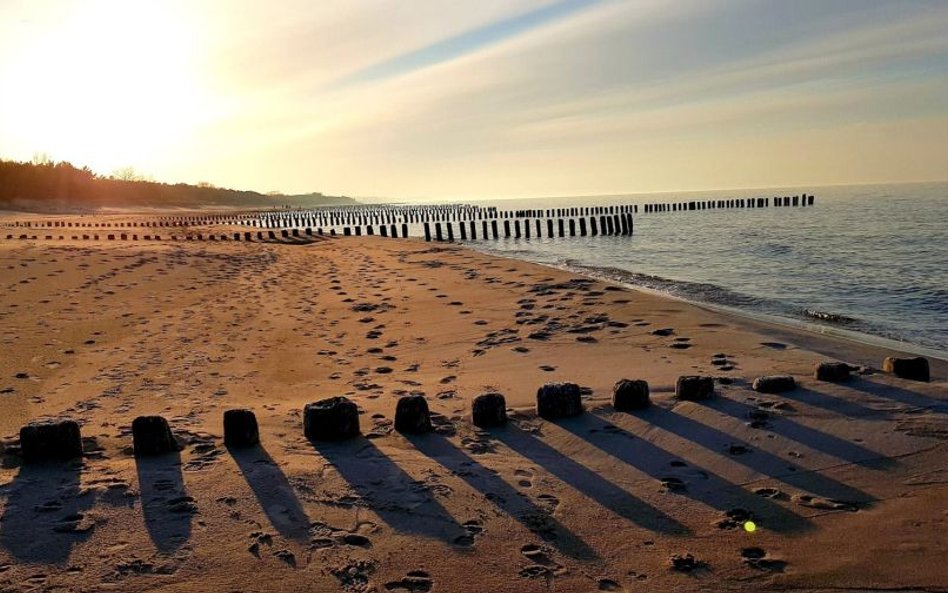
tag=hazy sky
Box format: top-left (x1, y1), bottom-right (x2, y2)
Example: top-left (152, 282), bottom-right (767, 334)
top-left (1, 0), bottom-right (947, 199)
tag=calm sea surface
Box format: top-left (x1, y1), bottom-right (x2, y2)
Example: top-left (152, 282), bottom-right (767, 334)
top-left (459, 182), bottom-right (947, 358)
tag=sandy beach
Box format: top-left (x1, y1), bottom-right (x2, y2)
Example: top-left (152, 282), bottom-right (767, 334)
top-left (1, 228), bottom-right (946, 593)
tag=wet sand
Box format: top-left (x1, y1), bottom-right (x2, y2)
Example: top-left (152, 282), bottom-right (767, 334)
top-left (0, 231), bottom-right (946, 592)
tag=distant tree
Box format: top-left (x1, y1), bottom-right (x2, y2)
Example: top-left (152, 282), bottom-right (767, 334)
top-left (31, 152), bottom-right (54, 166)
top-left (112, 166), bottom-right (143, 182)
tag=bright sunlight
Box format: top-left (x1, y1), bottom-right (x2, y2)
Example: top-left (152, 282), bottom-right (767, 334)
top-left (0, 0), bottom-right (210, 174)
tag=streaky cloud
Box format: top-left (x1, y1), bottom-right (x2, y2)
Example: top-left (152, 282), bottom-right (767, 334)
top-left (335, 0), bottom-right (603, 87)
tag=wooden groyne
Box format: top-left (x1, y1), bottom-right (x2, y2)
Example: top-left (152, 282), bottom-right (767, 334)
top-left (642, 193), bottom-right (815, 213)
top-left (2, 193), bottom-right (815, 243)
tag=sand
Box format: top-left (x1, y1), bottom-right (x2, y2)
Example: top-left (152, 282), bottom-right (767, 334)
top-left (0, 229), bottom-right (946, 592)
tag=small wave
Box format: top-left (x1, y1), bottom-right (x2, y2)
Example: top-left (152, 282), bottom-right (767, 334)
top-left (801, 309), bottom-right (858, 325)
top-left (561, 261), bottom-right (774, 309)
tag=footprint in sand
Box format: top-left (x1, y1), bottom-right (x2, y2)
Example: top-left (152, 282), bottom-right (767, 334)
top-left (539, 365), bottom-right (556, 372)
top-left (715, 508), bottom-right (753, 530)
top-left (794, 494), bottom-right (859, 512)
top-left (453, 519), bottom-right (485, 547)
top-left (385, 570), bottom-right (433, 592)
top-left (754, 487), bottom-right (788, 500)
top-left (651, 328), bottom-right (674, 336)
top-left (659, 477), bottom-right (687, 493)
top-left (535, 493), bottom-right (560, 514)
top-left (515, 469), bottom-right (534, 488)
top-left (670, 553), bottom-right (708, 573)
top-left (741, 547), bottom-right (787, 572)
top-left (520, 543), bottom-right (554, 564)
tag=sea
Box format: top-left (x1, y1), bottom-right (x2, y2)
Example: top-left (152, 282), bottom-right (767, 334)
top-left (459, 182), bottom-right (947, 359)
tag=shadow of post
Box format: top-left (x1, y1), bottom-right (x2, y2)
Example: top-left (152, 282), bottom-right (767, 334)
top-left (407, 432), bottom-right (599, 560)
top-left (556, 413), bottom-right (813, 533)
top-left (778, 386), bottom-right (885, 419)
top-left (0, 460), bottom-right (94, 564)
top-left (490, 424), bottom-right (690, 536)
top-left (708, 393), bottom-right (893, 469)
top-left (228, 444), bottom-right (310, 542)
top-left (311, 438), bottom-right (466, 544)
top-left (845, 377), bottom-right (948, 413)
top-left (642, 404), bottom-right (876, 506)
top-left (135, 451), bottom-right (193, 555)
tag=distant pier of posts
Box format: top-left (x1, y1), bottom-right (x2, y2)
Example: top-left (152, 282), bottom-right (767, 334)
top-left (1, 193), bottom-right (815, 244)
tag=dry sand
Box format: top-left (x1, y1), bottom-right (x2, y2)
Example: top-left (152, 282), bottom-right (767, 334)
top-left (0, 229), bottom-right (946, 592)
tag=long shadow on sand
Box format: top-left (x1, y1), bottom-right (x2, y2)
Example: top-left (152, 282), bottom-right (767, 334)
top-left (776, 386), bottom-right (884, 419)
top-left (135, 452), bottom-right (193, 554)
top-left (641, 404), bottom-right (875, 506)
top-left (0, 460), bottom-right (94, 564)
top-left (229, 444), bottom-right (309, 542)
top-left (844, 377), bottom-right (948, 414)
top-left (490, 424), bottom-right (689, 536)
top-left (707, 393), bottom-right (893, 469)
top-left (556, 413), bottom-right (812, 533)
top-left (312, 437), bottom-right (467, 545)
top-left (407, 432), bottom-right (599, 560)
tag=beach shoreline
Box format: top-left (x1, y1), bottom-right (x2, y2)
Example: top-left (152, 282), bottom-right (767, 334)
top-left (1, 232), bottom-right (945, 592)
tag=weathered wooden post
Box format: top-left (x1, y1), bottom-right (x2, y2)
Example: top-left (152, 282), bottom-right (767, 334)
top-left (20, 420), bottom-right (83, 462)
top-left (537, 383), bottom-right (583, 420)
top-left (472, 393), bottom-right (507, 427)
top-left (395, 395), bottom-right (432, 434)
top-left (675, 376), bottom-right (714, 401)
top-left (223, 409), bottom-right (259, 447)
top-left (132, 416), bottom-right (179, 456)
top-left (612, 379), bottom-right (650, 411)
top-left (304, 397), bottom-right (360, 440)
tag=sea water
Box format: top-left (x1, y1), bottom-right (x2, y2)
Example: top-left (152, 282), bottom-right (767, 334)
top-left (466, 182), bottom-right (948, 358)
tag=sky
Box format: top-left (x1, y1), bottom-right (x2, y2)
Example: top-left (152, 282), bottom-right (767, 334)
top-left (1, 0), bottom-right (947, 200)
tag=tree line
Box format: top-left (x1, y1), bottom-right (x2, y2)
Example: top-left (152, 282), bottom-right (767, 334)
top-left (0, 157), bottom-right (355, 212)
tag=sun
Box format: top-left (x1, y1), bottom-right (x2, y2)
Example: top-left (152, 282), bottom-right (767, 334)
top-left (0, 0), bottom-right (210, 174)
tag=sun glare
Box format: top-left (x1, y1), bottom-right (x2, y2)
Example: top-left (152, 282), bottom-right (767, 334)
top-left (1, 0), bottom-right (209, 174)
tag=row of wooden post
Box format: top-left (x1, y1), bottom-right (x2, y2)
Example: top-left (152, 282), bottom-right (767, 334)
top-left (644, 194), bottom-right (814, 213)
top-left (423, 213), bottom-right (634, 242)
